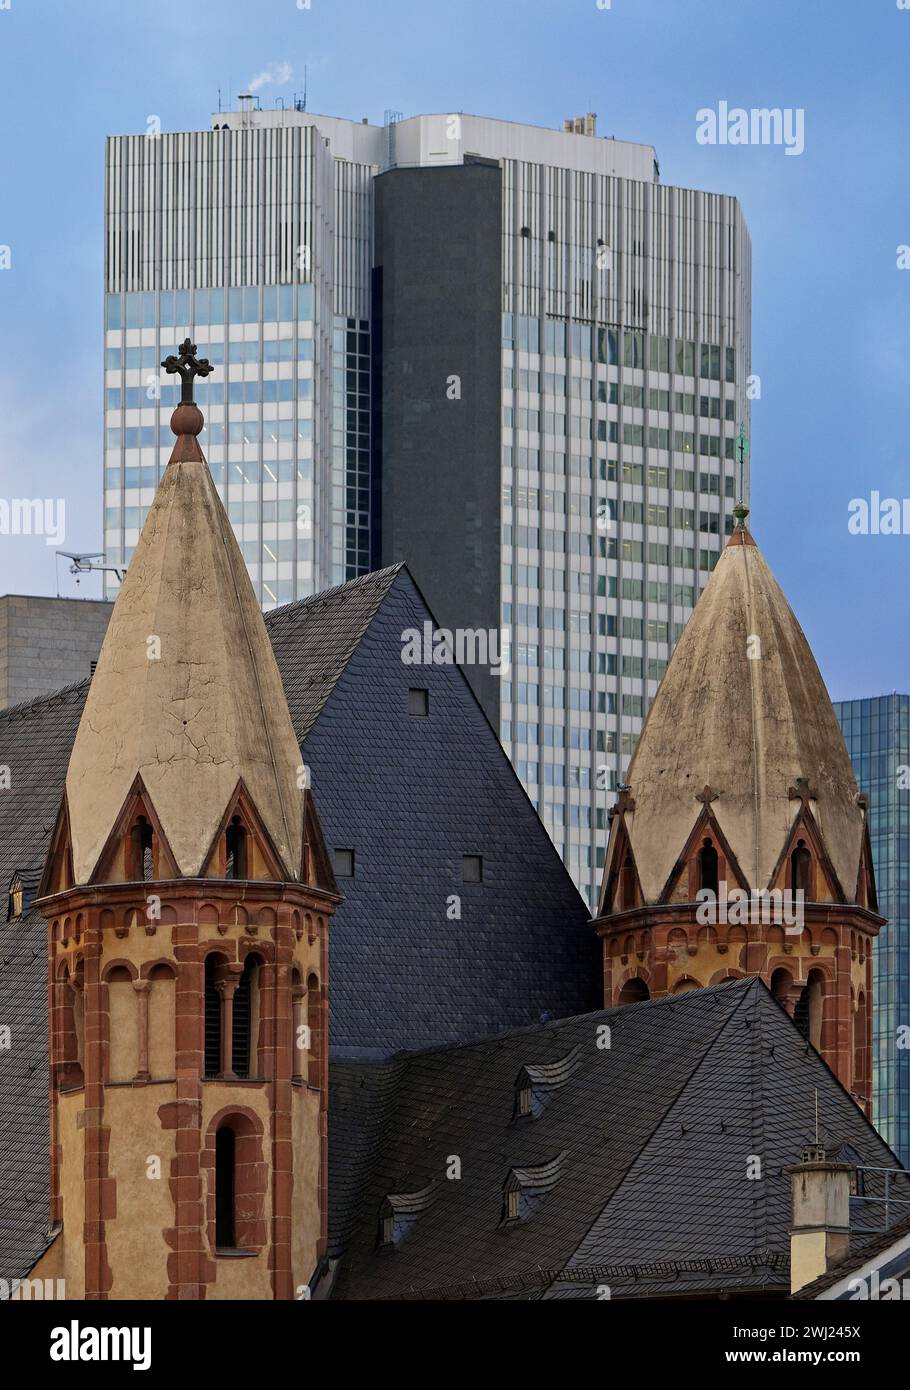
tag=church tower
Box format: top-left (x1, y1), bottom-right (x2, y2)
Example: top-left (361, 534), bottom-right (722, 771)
top-left (36, 343), bottom-right (339, 1299)
top-left (594, 503), bottom-right (882, 1113)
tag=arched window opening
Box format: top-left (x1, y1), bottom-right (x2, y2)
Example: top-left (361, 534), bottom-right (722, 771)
top-left (106, 964), bottom-right (138, 1083)
top-left (672, 977), bottom-right (699, 994)
top-left (232, 957), bottom-right (258, 1078)
top-left (855, 992), bottom-right (869, 1098)
top-left (620, 853), bottom-right (636, 910)
top-left (699, 839), bottom-right (719, 895)
top-left (130, 817), bottom-right (154, 882)
top-left (307, 973), bottom-right (322, 1088)
top-left (291, 967), bottom-right (305, 1081)
top-left (56, 960), bottom-right (85, 1090)
top-left (771, 967), bottom-right (794, 1009)
top-left (71, 958), bottom-right (86, 1075)
top-left (618, 977), bottom-right (650, 1006)
top-left (215, 1126), bottom-right (236, 1249)
top-left (795, 973), bottom-right (824, 1051)
top-left (225, 817), bottom-right (247, 880)
top-left (204, 955), bottom-right (223, 1078)
top-left (791, 841), bottom-right (811, 897)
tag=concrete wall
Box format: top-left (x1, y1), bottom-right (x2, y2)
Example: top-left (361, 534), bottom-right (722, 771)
top-left (0, 596), bottom-right (111, 710)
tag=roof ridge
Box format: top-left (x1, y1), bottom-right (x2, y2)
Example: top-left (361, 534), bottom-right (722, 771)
top-left (385, 977), bottom-right (755, 1063)
top-left (556, 979), bottom-right (765, 1273)
top-left (0, 677), bottom-right (91, 721)
top-left (264, 564), bottom-right (405, 626)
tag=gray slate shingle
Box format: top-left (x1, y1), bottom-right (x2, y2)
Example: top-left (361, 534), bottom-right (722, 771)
top-left (327, 979), bottom-right (909, 1300)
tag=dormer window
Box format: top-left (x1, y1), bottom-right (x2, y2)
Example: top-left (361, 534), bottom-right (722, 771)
top-left (501, 1151), bottom-right (569, 1226)
top-left (513, 1047), bottom-right (581, 1121)
top-left (7, 876), bottom-right (24, 920)
top-left (226, 817), bottom-right (247, 880)
top-left (377, 1182), bottom-right (438, 1250)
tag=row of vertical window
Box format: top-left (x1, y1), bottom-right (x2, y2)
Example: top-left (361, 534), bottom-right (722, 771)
top-left (506, 373), bottom-right (737, 422)
top-left (508, 476), bottom-right (733, 503)
top-left (507, 570), bottom-right (696, 609)
top-left (503, 316), bottom-right (737, 383)
top-left (105, 420), bottom-right (313, 449)
top-left (106, 340), bottom-right (314, 373)
top-left (106, 380), bottom-right (309, 410)
top-left (105, 283), bottom-right (317, 331)
top-left (506, 527), bottom-right (722, 565)
top-left (506, 410), bottom-right (738, 458)
top-left (505, 607), bottom-right (672, 646)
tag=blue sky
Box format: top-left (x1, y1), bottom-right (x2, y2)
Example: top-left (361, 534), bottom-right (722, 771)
top-left (0, 0), bottom-right (907, 699)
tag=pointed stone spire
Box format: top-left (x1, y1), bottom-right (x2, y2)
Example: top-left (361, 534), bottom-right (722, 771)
top-left (605, 523), bottom-right (866, 903)
top-left (65, 343), bottom-right (304, 883)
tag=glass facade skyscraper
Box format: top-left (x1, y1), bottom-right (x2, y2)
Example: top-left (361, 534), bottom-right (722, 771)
top-left (103, 107), bottom-right (750, 908)
top-left (835, 694), bottom-right (910, 1162)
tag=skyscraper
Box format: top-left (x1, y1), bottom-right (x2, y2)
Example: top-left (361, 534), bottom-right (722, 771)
top-left (103, 105), bottom-right (751, 906)
top-left (835, 694), bottom-right (910, 1161)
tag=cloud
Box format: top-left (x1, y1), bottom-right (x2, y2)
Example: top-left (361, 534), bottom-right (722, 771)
top-left (248, 62), bottom-right (293, 94)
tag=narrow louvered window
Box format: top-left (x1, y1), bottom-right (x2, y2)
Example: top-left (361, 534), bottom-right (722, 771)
top-left (204, 955), bottom-right (221, 1077)
top-left (232, 958), bottom-right (255, 1077)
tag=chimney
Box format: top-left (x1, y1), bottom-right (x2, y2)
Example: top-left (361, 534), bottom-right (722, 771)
top-left (786, 1145), bottom-right (854, 1293)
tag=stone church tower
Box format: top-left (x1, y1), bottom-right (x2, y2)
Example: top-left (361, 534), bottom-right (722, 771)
top-left (594, 505), bottom-right (882, 1113)
top-left (36, 345), bottom-right (339, 1299)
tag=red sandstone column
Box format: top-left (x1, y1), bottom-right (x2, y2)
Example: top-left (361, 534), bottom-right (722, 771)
top-left (82, 924), bottom-right (113, 1299)
top-left (217, 977), bottom-right (239, 1080)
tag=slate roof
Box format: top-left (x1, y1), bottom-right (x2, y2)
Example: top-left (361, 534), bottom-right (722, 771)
top-left (326, 978), bottom-right (909, 1300)
top-left (0, 564), bottom-right (596, 1279)
top-left (0, 680), bottom-right (88, 1280)
top-left (291, 566), bottom-right (598, 1057)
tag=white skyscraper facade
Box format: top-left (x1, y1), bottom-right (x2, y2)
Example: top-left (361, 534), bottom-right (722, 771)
top-left (103, 107), bottom-right (751, 906)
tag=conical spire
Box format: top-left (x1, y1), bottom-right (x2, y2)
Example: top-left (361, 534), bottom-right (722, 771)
top-left (605, 523), bottom-right (866, 904)
top-left (65, 342), bottom-right (304, 883)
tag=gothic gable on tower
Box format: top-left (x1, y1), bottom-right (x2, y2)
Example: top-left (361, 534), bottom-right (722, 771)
top-left (32, 345), bottom-right (340, 1301)
top-left (594, 510), bottom-right (883, 1111)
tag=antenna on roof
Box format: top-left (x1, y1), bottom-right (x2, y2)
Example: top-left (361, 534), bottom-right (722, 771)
top-left (56, 550), bottom-right (125, 594)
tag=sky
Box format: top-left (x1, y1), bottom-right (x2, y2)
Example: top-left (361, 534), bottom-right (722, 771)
top-left (0, 0), bottom-right (907, 700)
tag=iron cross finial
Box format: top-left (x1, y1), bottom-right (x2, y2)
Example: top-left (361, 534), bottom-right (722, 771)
top-left (161, 338), bottom-right (214, 404)
top-left (734, 421), bottom-right (751, 528)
